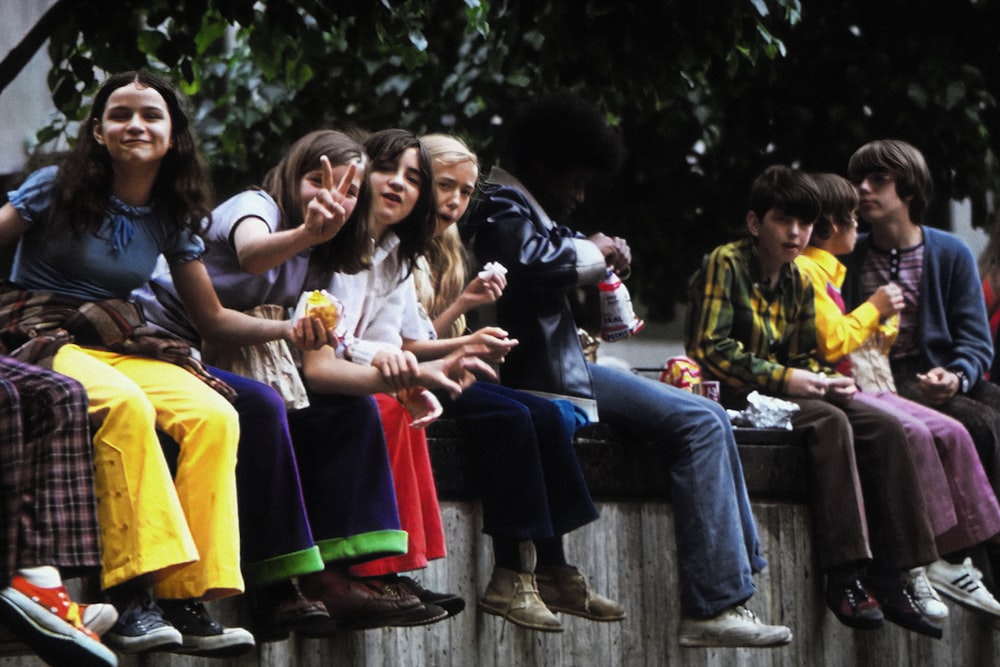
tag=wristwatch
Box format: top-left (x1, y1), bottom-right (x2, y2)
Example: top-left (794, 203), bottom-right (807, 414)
top-left (953, 369), bottom-right (970, 394)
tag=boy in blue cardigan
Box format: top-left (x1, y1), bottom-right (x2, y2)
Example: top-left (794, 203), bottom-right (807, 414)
top-left (841, 139), bottom-right (1000, 613)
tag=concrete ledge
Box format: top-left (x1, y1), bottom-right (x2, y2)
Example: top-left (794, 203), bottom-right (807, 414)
top-left (426, 420), bottom-right (808, 502)
top-left (5, 422), bottom-right (998, 666)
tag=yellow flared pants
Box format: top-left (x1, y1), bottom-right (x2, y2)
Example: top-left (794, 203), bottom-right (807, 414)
top-left (53, 344), bottom-right (243, 600)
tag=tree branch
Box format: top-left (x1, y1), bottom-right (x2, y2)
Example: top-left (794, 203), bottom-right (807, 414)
top-left (0, 0), bottom-right (73, 96)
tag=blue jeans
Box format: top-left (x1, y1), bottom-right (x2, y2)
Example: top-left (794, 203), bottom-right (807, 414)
top-left (588, 363), bottom-right (764, 618)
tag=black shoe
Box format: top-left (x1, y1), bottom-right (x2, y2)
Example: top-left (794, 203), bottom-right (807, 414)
top-left (391, 575), bottom-right (466, 617)
top-left (865, 575), bottom-right (943, 639)
top-left (103, 591), bottom-right (182, 654)
top-left (158, 599), bottom-right (255, 657)
top-left (825, 579), bottom-right (884, 629)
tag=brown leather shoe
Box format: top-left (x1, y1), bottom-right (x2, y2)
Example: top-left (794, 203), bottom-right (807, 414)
top-left (299, 568), bottom-right (440, 633)
top-left (250, 580), bottom-right (330, 642)
top-left (479, 567), bottom-right (562, 632)
top-left (535, 565), bottom-right (625, 622)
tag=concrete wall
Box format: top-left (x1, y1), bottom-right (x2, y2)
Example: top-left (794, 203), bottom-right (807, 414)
top-left (0, 0), bottom-right (59, 175)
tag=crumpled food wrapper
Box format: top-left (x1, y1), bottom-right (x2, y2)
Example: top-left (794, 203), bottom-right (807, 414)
top-left (726, 391), bottom-right (800, 430)
top-left (478, 261), bottom-right (508, 282)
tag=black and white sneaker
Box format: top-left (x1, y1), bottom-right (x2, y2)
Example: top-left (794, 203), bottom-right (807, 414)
top-left (927, 557), bottom-right (1000, 617)
top-left (158, 599), bottom-right (255, 657)
top-left (103, 591), bottom-right (182, 654)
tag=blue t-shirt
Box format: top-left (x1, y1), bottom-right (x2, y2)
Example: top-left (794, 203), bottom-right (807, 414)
top-left (7, 165), bottom-right (204, 301)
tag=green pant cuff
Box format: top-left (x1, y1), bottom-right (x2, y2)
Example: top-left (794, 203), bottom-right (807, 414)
top-left (243, 546), bottom-right (324, 587)
top-left (316, 530), bottom-right (408, 564)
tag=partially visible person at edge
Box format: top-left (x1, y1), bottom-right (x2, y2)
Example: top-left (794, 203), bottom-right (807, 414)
top-left (464, 92), bottom-right (791, 647)
top-left (979, 210), bottom-right (1000, 382)
top-left (842, 139), bottom-right (1000, 601)
top-left (0, 356), bottom-right (118, 667)
top-left (685, 164), bottom-right (941, 637)
top-left (0, 70), bottom-right (333, 657)
top-left (385, 132), bottom-right (620, 632)
top-left (798, 171), bottom-right (1000, 628)
top-left (134, 128), bottom-right (489, 635)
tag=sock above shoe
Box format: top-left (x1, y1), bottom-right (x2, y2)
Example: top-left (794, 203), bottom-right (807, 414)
top-left (0, 577), bottom-right (118, 667)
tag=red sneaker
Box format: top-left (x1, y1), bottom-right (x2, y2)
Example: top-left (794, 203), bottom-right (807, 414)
top-left (0, 575), bottom-right (117, 666)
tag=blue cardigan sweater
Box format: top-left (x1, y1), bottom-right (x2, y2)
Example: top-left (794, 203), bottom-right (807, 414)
top-left (841, 226), bottom-right (993, 389)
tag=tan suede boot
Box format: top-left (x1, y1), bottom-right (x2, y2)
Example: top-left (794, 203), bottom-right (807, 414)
top-left (479, 568), bottom-right (562, 632)
top-left (535, 565), bottom-right (625, 621)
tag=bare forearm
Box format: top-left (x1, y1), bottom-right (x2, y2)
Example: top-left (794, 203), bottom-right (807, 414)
top-left (238, 227), bottom-right (316, 275)
top-left (194, 310), bottom-right (292, 347)
top-left (432, 300), bottom-right (470, 338)
top-left (302, 348), bottom-right (396, 395)
top-left (403, 337), bottom-right (466, 361)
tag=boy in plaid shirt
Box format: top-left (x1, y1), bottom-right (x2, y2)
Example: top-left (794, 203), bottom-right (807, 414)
top-left (687, 165), bottom-right (941, 637)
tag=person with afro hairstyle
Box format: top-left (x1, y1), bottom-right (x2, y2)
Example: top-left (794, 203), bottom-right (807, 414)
top-left (465, 92), bottom-right (791, 648)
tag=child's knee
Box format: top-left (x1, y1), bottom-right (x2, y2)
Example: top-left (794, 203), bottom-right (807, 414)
top-left (193, 396), bottom-right (241, 450)
top-left (97, 383), bottom-right (157, 430)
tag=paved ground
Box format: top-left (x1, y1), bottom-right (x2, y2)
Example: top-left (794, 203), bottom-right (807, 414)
top-left (594, 319), bottom-right (685, 372)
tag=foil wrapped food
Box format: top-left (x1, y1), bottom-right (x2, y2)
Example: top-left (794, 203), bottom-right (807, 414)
top-left (726, 391), bottom-right (800, 430)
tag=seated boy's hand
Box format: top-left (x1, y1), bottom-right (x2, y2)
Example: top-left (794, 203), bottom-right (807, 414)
top-left (785, 369), bottom-right (830, 398)
top-left (588, 232), bottom-right (632, 275)
top-left (824, 375), bottom-right (857, 404)
top-left (916, 367), bottom-right (959, 404)
top-left (867, 283), bottom-right (904, 319)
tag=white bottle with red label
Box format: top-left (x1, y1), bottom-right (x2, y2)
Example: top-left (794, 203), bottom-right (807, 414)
top-left (598, 269), bottom-right (644, 342)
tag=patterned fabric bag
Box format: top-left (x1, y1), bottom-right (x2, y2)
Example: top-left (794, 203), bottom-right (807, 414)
top-left (848, 334), bottom-right (897, 393)
top-left (201, 304), bottom-right (310, 410)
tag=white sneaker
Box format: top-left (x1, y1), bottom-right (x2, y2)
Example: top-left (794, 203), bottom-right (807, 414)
top-left (904, 566), bottom-right (949, 621)
top-left (679, 605), bottom-right (792, 648)
top-left (927, 558), bottom-right (1000, 618)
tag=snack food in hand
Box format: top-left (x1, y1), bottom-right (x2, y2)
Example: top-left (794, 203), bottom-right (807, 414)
top-left (305, 290), bottom-right (341, 329)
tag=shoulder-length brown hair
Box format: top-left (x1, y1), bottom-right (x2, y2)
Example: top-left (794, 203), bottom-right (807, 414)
top-left (48, 70), bottom-right (212, 238)
top-left (364, 129), bottom-right (435, 277)
top-left (261, 129), bottom-right (371, 274)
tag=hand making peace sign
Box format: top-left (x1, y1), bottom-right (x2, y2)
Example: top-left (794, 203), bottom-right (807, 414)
top-left (303, 155), bottom-right (360, 243)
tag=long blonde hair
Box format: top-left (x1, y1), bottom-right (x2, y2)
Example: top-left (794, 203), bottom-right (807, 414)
top-left (417, 134), bottom-right (479, 339)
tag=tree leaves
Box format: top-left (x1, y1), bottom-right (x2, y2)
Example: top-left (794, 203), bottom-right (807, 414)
top-left (23, 0), bottom-right (1000, 319)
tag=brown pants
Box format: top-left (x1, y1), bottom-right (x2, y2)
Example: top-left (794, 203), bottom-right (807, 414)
top-left (789, 398), bottom-right (938, 573)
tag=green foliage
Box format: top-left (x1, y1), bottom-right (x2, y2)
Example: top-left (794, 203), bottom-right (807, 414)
top-left (27, 0), bottom-right (1000, 320)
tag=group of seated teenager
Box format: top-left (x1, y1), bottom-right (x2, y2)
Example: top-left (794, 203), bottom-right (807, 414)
top-left (4, 70), bottom-right (999, 667)
top-left (686, 141), bottom-right (1000, 641)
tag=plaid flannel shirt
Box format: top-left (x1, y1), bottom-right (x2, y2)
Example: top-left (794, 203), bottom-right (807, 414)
top-left (686, 238), bottom-right (832, 401)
